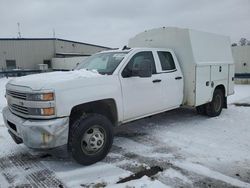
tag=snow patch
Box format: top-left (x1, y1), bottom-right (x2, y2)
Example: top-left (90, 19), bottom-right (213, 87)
top-left (55, 162), bottom-right (131, 188)
top-left (0, 78), bottom-right (10, 126)
top-left (228, 85), bottom-right (250, 104)
top-left (67, 69), bottom-right (102, 78)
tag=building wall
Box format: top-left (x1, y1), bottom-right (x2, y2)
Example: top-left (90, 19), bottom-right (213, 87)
top-left (232, 46), bottom-right (250, 74)
top-left (0, 40), bottom-right (54, 70)
top-left (0, 39), bottom-right (110, 70)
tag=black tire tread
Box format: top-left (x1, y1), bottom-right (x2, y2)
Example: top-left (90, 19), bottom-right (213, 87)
top-left (206, 89), bottom-right (224, 117)
top-left (196, 105), bottom-right (207, 115)
top-left (69, 113), bottom-right (114, 165)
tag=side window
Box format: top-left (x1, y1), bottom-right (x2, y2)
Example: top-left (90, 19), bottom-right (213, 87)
top-left (122, 51), bottom-right (156, 77)
top-left (157, 51), bottom-right (176, 71)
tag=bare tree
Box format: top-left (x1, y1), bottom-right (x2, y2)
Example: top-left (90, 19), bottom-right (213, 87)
top-left (239, 38), bottom-right (247, 46)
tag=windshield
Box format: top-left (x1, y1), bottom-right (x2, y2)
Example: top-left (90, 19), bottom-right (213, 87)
top-left (75, 52), bottom-right (128, 75)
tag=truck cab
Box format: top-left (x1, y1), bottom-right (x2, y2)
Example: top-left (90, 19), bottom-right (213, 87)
top-left (3, 48), bottom-right (184, 165)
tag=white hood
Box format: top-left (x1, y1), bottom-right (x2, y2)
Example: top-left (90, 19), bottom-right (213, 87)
top-left (7, 69), bottom-right (103, 91)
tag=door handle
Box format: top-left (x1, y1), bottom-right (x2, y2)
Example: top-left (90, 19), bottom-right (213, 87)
top-left (175, 76), bottom-right (182, 80)
top-left (152, 79), bottom-right (162, 83)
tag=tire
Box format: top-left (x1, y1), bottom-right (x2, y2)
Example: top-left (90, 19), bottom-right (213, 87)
top-left (196, 105), bottom-right (207, 115)
top-left (69, 114), bottom-right (114, 165)
top-left (205, 89), bottom-right (224, 117)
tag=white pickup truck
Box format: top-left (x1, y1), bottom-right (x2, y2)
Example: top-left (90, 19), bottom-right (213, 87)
top-left (3, 27), bottom-right (234, 165)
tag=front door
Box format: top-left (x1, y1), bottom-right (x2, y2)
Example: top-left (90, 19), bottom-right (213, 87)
top-left (120, 51), bottom-right (165, 121)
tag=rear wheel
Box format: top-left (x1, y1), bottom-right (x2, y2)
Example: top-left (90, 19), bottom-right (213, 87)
top-left (69, 114), bottom-right (114, 165)
top-left (205, 89), bottom-right (224, 117)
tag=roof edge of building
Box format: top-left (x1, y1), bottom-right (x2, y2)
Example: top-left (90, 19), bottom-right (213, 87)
top-left (0, 37), bottom-right (112, 49)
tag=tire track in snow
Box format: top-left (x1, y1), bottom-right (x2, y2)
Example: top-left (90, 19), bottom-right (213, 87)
top-left (0, 152), bottom-right (65, 188)
top-left (175, 161), bottom-right (250, 188)
top-left (111, 134), bottom-right (250, 188)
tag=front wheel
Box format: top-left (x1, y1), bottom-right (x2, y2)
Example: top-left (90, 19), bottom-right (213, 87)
top-left (69, 114), bottom-right (114, 165)
top-left (205, 89), bottom-right (224, 117)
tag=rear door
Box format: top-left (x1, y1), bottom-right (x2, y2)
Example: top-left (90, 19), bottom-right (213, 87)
top-left (154, 50), bottom-right (184, 108)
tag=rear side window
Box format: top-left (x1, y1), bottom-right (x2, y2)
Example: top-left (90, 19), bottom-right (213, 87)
top-left (157, 51), bottom-right (176, 71)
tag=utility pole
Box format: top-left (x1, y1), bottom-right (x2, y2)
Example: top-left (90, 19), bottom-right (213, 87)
top-left (17, 22), bottom-right (22, 38)
top-left (53, 28), bottom-right (56, 57)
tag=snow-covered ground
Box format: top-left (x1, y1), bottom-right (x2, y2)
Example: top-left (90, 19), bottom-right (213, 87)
top-left (0, 78), bottom-right (250, 188)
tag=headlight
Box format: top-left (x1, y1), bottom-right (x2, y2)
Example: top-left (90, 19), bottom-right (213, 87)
top-left (27, 93), bottom-right (54, 101)
top-left (28, 107), bottom-right (55, 116)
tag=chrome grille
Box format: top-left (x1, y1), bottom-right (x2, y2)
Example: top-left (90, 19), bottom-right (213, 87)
top-left (7, 89), bottom-right (29, 116)
top-left (7, 90), bottom-right (27, 100)
top-left (9, 104), bottom-right (29, 115)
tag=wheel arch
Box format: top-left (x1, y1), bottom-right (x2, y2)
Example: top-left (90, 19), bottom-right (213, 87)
top-left (69, 99), bottom-right (118, 127)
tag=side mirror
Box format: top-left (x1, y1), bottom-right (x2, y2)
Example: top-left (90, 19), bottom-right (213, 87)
top-left (137, 60), bottom-right (152, 78)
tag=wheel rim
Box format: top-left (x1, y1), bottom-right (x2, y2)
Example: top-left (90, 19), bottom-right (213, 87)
top-left (214, 94), bottom-right (222, 112)
top-left (81, 125), bottom-right (106, 155)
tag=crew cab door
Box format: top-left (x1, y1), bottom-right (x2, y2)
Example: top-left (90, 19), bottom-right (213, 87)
top-left (119, 51), bottom-right (165, 121)
top-left (155, 50), bottom-right (183, 108)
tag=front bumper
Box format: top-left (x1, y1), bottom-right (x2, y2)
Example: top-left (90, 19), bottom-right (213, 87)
top-left (2, 107), bottom-right (69, 149)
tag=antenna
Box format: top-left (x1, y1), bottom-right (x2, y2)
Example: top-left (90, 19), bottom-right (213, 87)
top-left (17, 22), bottom-right (22, 38)
top-left (53, 28), bottom-right (56, 38)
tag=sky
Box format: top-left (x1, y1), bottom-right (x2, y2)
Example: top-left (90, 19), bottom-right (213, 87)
top-left (0, 0), bottom-right (249, 48)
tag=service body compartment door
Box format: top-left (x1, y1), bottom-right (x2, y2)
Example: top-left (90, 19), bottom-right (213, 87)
top-left (211, 65), bottom-right (228, 81)
top-left (195, 66), bottom-right (212, 106)
top-left (211, 64), bottom-right (229, 97)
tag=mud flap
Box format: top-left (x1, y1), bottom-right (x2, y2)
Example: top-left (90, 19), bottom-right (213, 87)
top-left (8, 130), bottom-right (23, 144)
top-left (224, 97), bottom-right (227, 109)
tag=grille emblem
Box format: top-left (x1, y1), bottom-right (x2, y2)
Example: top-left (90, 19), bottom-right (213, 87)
top-left (19, 101), bottom-right (24, 106)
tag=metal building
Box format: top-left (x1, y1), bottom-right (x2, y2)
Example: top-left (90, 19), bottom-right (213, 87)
top-left (0, 38), bottom-right (111, 70)
top-left (232, 45), bottom-right (250, 74)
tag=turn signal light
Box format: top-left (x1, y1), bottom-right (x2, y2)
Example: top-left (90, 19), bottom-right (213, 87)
top-left (42, 107), bottom-right (55, 116)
